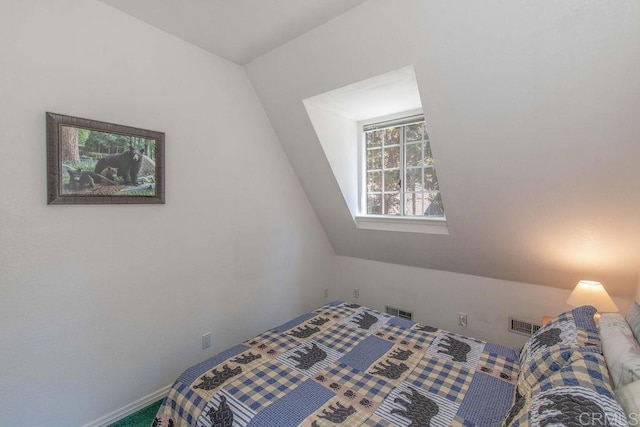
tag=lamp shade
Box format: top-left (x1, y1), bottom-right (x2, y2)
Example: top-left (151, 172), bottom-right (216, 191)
top-left (566, 280), bottom-right (618, 312)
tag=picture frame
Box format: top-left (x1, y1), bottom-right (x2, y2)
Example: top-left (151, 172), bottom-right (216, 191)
top-left (46, 112), bottom-right (165, 205)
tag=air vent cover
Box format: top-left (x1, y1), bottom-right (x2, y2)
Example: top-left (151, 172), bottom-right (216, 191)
top-left (509, 317), bottom-right (542, 336)
top-left (386, 306), bottom-right (412, 320)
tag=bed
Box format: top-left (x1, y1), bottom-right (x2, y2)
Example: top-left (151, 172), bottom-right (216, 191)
top-left (153, 301), bottom-right (629, 426)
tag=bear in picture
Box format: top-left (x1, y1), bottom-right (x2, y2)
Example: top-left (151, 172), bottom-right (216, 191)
top-left (94, 146), bottom-right (145, 185)
top-left (100, 166), bottom-right (118, 182)
top-left (67, 168), bottom-right (118, 190)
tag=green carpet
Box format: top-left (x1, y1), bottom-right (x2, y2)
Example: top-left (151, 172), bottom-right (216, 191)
top-left (109, 399), bottom-right (163, 427)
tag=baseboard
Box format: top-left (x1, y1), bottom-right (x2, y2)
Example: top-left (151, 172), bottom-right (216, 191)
top-left (81, 384), bottom-right (171, 427)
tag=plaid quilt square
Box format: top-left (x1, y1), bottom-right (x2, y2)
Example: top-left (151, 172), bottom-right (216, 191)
top-left (314, 302), bottom-right (363, 319)
top-left (367, 351), bottom-right (419, 385)
top-left (245, 330), bottom-right (300, 354)
top-left (224, 361), bottom-right (306, 413)
top-left (162, 382), bottom-right (208, 427)
top-left (536, 351), bottom-right (613, 398)
top-left (477, 352), bottom-right (519, 384)
top-left (456, 371), bottom-right (516, 425)
top-left (360, 413), bottom-right (395, 426)
top-left (300, 396), bottom-right (373, 426)
top-left (517, 345), bottom-right (605, 396)
top-left (178, 344), bottom-right (249, 386)
top-left (426, 332), bottom-right (485, 370)
top-left (285, 321), bottom-right (327, 342)
top-left (342, 309), bottom-right (391, 334)
top-left (484, 342), bottom-right (520, 360)
top-left (373, 323), bottom-right (435, 350)
top-left (314, 322), bottom-right (369, 354)
top-left (242, 379), bottom-right (334, 427)
top-left (450, 417), bottom-right (476, 427)
top-left (376, 381), bottom-right (460, 427)
top-left (192, 363), bottom-right (246, 401)
top-left (405, 356), bottom-right (472, 403)
top-left (338, 336), bottom-right (395, 372)
top-left (195, 390), bottom-right (255, 427)
top-left (313, 363), bottom-right (395, 412)
top-left (277, 340), bottom-right (343, 377)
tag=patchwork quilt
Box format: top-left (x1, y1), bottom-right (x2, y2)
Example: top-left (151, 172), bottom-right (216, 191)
top-left (154, 302), bottom-right (520, 426)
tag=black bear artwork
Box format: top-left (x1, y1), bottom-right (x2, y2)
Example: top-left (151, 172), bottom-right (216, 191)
top-left (94, 146), bottom-right (145, 185)
top-left (67, 168), bottom-right (118, 190)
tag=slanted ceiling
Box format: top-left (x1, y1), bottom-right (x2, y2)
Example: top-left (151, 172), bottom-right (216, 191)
top-left (99, 0), bottom-right (640, 296)
top-left (246, 0), bottom-right (640, 297)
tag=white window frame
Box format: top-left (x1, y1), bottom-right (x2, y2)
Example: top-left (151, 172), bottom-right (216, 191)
top-left (355, 109), bottom-right (448, 235)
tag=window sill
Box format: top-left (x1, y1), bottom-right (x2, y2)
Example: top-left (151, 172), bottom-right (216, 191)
top-left (354, 215), bottom-right (449, 235)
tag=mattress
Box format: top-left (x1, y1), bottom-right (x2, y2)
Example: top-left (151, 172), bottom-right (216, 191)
top-left (154, 302), bottom-right (520, 426)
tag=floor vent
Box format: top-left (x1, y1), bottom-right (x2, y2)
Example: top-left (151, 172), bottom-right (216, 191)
top-left (386, 306), bottom-right (413, 320)
top-left (509, 317), bottom-right (542, 336)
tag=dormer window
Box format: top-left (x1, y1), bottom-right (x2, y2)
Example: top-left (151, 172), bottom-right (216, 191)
top-left (362, 113), bottom-right (444, 218)
top-left (304, 65), bottom-right (448, 234)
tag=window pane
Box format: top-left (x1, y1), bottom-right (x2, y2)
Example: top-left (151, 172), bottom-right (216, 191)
top-left (384, 146), bottom-right (400, 169)
top-left (425, 192), bottom-right (445, 217)
top-left (366, 131), bottom-right (373, 147)
top-left (383, 193), bottom-right (401, 215)
top-left (367, 171), bottom-right (382, 192)
top-left (384, 170), bottom-right (400, 191)
top-left (405, 143), bottom-right (423, 168)
top-left (370, 130), bottom-right (384, 148)
top-left (405, 167), bottom-right (421, 191)
top-left (424, 140), bottom-right (433, 163)
top-left (367, 148), bottom-right (382, 170)
top-left (405, 123), bottom-right (424, 142)
top-left (367, 194), bottom-right (382, 214)
top-left (404, 192), bottom-right (426, 216)
top-left (385, 127), bottom-right (400, 145)
top-left (362, 118), bottom-right (444, 218)
top-left (423, 167), bottom-right (439, 191)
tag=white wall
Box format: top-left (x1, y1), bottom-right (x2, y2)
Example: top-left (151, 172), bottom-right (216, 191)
top-left (247, 0), bottom-right (640, 297)
top-left (0, 1), bottom-right (335, 426)
top-left (337, 256), bottom-right (633, 348)
top-left (303, 102), bottom-right (359, 216)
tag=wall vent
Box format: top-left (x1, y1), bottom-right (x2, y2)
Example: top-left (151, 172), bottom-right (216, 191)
top-left (509, 317), bottom-right (542, 336)
top-left (386, 306), bottom-right (413, 320)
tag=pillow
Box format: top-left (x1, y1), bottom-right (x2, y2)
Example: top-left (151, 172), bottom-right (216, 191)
top-left (517, 305), bottom-right (600, 395)
top-left (626, 302), bottom-right (640, 344)
top-left (504, 350), bottom-right (627, 426)
top-left (615, 380), bottom-right (640, 426)
top-left (599, 313), bottom-right (640, 389)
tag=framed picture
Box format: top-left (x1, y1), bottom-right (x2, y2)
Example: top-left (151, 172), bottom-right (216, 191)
top-left (46, 112), bottom-right (165, 205)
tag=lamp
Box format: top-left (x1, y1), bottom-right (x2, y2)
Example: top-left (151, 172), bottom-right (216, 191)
top-left (566, 280), bottom-right (618, 323)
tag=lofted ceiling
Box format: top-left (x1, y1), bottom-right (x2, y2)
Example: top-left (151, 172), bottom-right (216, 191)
top-left (98, 0), bottom-right (368, 65)
top-left (245, 0), bottom-right (640, 297)
top-left (98, 0), bottom-right (640, 297)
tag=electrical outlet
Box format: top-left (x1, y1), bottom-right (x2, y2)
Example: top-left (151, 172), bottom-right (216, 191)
top-left (202, 332), bottom-right (211, 349)
top-left (353, 288), bottom-right (359, 298)
top-left (323, 288), bottom-right (328, 299)
top-left (458, 313), bottom-right (468, 327)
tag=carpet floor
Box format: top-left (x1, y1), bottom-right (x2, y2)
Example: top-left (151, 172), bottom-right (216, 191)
top-left (109, 399), bottom-right (163, 427)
